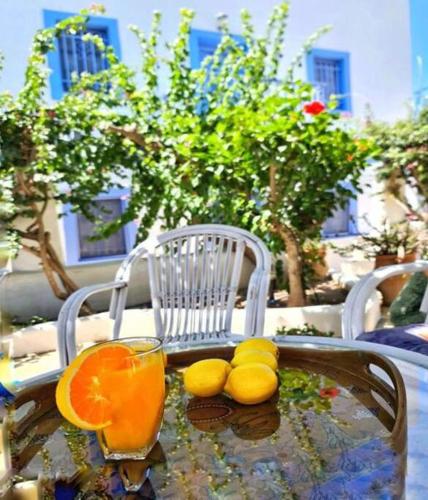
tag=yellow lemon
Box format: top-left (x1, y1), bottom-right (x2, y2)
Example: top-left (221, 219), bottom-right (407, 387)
top-left (234, 338), bottom-right (279, 359)
top-left (231, 349), bottom-right (278, 371)
top-left (184, 359), bottom-right (231, 397)
top-left (224, 363), bottom-right (278, 405)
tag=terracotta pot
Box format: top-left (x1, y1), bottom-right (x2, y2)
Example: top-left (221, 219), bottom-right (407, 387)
top-left (374, 252), bottom-right (417, 306)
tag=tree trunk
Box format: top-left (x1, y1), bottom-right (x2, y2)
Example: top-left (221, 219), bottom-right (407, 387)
top-left (268, 162), bottom-right (306, 307)
top-left (280, 228), bottom-right (306, 307)
top-left (14, 146), bottom-right (93, 315)
top-left (18, 226), bottom-right (94, 315)
top-left (20, 233), bottom-right (94, 316)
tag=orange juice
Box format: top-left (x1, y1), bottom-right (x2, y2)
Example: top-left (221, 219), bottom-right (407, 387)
top-left (98, 339), bottom-right (165, 458)
top-left (99, 347), bottom-right (165, 454)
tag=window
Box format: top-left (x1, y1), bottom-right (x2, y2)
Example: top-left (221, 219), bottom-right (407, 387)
top-left (189, 29), bottom-right (245, 69)
top-left (57, 27), bottom-right (109, 93)
top-left (322, 182), bottom-right (358, 238)
top-left (77, 199), bottom-right (127, 259)
top-left (43, 10), bottom-right (121, 99)
top-left (307, 49), bottom-right (351, 112)
top-left (61, 190), bottom-right (136, 265)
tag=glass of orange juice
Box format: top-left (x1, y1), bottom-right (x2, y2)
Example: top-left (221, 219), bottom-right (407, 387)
top-left (95, 337), bottom-right (165, 460)
top-left (56, 337), bottom-right (165, 460)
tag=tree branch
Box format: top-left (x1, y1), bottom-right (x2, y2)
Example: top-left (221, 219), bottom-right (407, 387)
top-left (268, 163), bottom-right (298, 240)
top-left (20, 243), bottom-right (41, 258)
top-left (107, 124), bottom-right (161, 150)
top-left (16, 228), bottom-right (39, 241)
top-left (392, 194), bottom-right (428, 223)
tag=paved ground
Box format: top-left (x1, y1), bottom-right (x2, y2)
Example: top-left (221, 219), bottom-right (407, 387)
top-left (14, 350), bottom-right (61, 382)
top-left (13, 342), bottom-right (97, 383)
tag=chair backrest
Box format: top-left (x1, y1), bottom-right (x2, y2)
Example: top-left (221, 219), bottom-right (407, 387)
top-left (342, 261), bottom-right (428, 340)
top-left (114, 224), bottom-right (271, 342)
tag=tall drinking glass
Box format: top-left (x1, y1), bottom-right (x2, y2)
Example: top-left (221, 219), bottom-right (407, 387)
top-left (96, 337), bottom-right (165, 460)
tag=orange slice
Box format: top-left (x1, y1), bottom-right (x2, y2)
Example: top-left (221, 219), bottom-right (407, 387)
top-left (55, 342), bottom-right (138, 430)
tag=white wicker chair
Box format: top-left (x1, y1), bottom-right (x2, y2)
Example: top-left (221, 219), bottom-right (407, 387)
top-left (57, 224), bottom-right (271, 366)
top-left (0, 268), bottom-right (9, 282)
top-left (342, 260), bottom-right (428, 340)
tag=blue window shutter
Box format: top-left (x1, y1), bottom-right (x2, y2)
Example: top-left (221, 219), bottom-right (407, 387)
top-left (190, 30), bottom-right (222, 68)
top-left (43, 10), bottom-right (121, 99)
top-left (306, 49), bottom-right (351, 112)
top-left (189, 29), bottom-right (245, 69)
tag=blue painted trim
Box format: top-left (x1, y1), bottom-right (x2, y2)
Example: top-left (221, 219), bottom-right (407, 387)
top-left (409, 0), bottom-right (428, 111)
top-left (43, 9), bottom-right (121, 100)
top-left (322, 181), bottom-right (359, 238)
top-left (61, 188), bottom-right (137, 266)
top-left (62, 201), bottom-right (80, 265)
top-left (306, 48), bottom-right (352, 112)
top-left (189, 28), bottom-right (245, 69)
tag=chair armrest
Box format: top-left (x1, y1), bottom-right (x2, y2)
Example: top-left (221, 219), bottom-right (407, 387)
top-left (57, 281), bottom-right (127, 367)
top-left (244, 269), bottom-right (264, 336)
top-left (342, 260), bottom-right (428, 340)
top-left (0, 268), bottom-right (9, 283)
top-left (421, 282), bottom-right (428, 314)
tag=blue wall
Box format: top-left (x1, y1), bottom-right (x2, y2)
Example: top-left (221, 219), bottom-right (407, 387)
top-left (410, 0), bottom-right (428, 110)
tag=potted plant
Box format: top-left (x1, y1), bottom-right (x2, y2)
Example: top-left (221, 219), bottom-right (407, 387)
top-left (333, 220), bottom-right (419, 305)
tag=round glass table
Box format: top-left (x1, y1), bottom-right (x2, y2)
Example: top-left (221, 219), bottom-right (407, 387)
top-left (1, 336), bottom-right (428, 498)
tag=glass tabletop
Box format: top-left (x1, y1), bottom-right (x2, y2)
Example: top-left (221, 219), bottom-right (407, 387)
top-left (2, 337), bottom-right (428, 498)
top-left (167, 336), bottom-right (428, 498)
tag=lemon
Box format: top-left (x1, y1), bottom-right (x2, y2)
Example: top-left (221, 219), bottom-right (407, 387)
top-left (184, 359), bottom-right (231, 397)
top-left (231, 349), bottom-right (278, 371)
top-left (224, 363), bottom-right (278, 405)
top-left (234, 338), bottom-right (279, 359)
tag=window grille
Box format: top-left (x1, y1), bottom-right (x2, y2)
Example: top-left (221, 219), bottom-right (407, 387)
top-left (314, 57), bottom-right (342, 105)
top-left (77, 199), bottom-right (127, 259)
top-left (57, 27), bottom-right (109, 92)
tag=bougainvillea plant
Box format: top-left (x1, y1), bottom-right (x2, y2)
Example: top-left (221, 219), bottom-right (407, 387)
top-left (368, 109), bottom-right (428, 225)
top-left (0, 5), bottom-right (161, 305)
top-left (0, 2), bottom-right (373, 307)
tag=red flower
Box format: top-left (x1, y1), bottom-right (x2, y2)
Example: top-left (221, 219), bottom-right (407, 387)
top-left (303, 101), bottom-right (325, 115)
top-left (319, 387), bottom-right (340, 399)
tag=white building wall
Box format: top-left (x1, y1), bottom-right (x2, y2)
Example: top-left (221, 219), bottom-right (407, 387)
top-left (0, 0), bottom-right (413, 121)
top-left (287, 0), bottom-right (413, 121)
